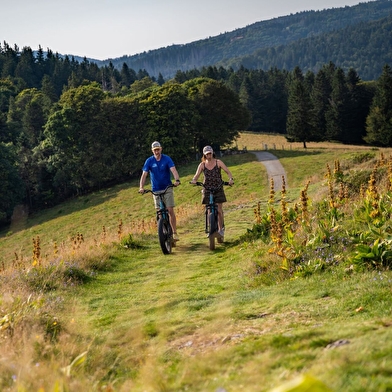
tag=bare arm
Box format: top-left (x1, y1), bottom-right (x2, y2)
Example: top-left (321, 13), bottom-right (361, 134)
top-left (190, 163), bottom-right (204, 184)
top-left (170, 166), bottom-right (181, 186)
top-left (139, 171), bottom-right (148, 192)
top-left (218, 160), bottom-right (234, 185)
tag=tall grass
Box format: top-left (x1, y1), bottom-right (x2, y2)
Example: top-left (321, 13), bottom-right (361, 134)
top-left (1, 134), bottom-right (392, 391)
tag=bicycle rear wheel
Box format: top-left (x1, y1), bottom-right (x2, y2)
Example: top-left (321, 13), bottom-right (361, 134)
top-left (158, 218), bottom-right (172, 254)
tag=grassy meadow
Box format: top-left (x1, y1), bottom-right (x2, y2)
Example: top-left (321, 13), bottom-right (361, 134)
top-left (1, 133), bottom-right (392, 391)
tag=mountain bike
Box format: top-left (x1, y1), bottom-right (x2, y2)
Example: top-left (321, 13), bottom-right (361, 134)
top-left (191, 181), bottom-right (230, 250)
top-left (141, 184), bottom-right (176, 255)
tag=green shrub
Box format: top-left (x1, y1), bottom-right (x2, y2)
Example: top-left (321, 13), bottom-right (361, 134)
top-left (120, 234), bottom-right (144, 249)
top-left (350, 152), bottom-right (376, 164)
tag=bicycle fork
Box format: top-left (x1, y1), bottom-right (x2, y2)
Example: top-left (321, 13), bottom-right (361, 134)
top-left (205, 194), bottom-right (217, 234)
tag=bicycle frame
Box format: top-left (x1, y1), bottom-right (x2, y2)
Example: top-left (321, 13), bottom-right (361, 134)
top-left (205, 190), bottom-right (218, 235)
top-left (141, 184), bottom-right (175, 255)
top-left (156, 194), bottom-right (169, 222)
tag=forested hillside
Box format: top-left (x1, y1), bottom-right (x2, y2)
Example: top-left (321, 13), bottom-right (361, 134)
top-left (221, 13), bottom-right (392, 81)
top-left (99, 0), bottom-right (392, 80)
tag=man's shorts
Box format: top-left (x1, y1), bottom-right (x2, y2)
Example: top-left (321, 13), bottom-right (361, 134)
top-left (153, 186), bottom-right (175, 209)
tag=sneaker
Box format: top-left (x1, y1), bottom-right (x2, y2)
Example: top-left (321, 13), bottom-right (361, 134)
top-left (173, 233), bottom-right (180, 241)
top-left (218, 229), bottom-right (224, 237)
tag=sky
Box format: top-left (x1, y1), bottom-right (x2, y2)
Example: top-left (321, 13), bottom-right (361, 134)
top-left (2, 0), bottom-right (366, 61)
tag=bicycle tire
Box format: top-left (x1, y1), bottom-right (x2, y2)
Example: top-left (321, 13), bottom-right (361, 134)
top-left (208, 210), bottom-right (218, 250)
top-left (158, 218), bottom-right (172, 254)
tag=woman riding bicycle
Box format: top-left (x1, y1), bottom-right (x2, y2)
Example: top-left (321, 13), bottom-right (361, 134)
top-left (190, 145), bottom-right (234, 237)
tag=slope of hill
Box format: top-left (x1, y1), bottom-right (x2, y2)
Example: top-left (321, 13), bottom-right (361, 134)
top-left (96, 0), bottom-right (392, 79)
top-left (2, 138), bottom-right (392, 391)
top-left (221, 13), bottom-right (392, 81)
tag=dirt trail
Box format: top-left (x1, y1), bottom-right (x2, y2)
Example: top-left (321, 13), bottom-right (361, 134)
top-left (251, 151), bottom-right (287, 191)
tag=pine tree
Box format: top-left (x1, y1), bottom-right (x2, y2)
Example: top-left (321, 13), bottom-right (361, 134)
top-left (311, 68), bottom-right (331, 140)
top-left (364, 64), bottom-right (392, 146)
top-left (325, 67), bottom-right (350, 142)
top-left (344, 68), bottom-right (369, 144)
top-left (286, 67), bottom-right (315, 148)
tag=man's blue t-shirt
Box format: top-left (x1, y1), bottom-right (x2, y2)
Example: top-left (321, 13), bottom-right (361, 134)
top-left (142, 154), bottom-right (175, 192)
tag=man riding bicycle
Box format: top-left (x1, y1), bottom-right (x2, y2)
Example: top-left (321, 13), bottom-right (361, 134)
top-left (139, 141), bottom-right (181, 241)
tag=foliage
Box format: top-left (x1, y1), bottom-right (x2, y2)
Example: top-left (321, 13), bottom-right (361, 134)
top-left (120, 234), bottom-right (144, 249)
top-left (184, 77), bottom-right (251, 150)
top-left (0, 143), bottom-right (24, 223)
top-left (243, 153), bottom-right (392, 278)
top-left (364, 64), bottom-right (392, 146)
top-left (351, 238), bottom-right (392, 270)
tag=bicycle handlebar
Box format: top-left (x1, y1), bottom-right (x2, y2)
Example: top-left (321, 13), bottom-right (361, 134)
top-left (189, 180), bottom-right (231, 192)
top-left (140, 183), bottom-right (175, 196)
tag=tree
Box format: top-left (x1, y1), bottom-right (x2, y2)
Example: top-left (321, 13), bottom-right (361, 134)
top-left (9, 89), bottom-right (52, 208)
top-left (0, 143), bottom-right (24, 224)
top-left (40, 83), bottom-right (106, 197)
top-left (364, 64), bottom-right (392, 146)
top-left (184, 78), bottom-right (251, 151)
top-left (286, 67), bottom-right (315, 148)
top-left (130, 77), bottom-right (157, 94)
top-left (157, 73), bottom-right (165, 86)
top-left (120, 63), bottom-right (136, 87)
top-left (91, 96), bottom-right (144, 180)
top-left (15, 47), bottom-right (38, 88)
top-left (0, 78), bottom-right (19, 142)
top-left (325, 67), bottom-right (350, 142)
top-left (344, 68), bottom-right (371, 144)
top-left (137, 83), bottom-right (198, 162)
top-left (311, 68), bottom-right (331, 139)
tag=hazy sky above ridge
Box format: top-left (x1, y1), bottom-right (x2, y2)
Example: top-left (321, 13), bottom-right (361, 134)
top-left (2, 0), bottom-right (366, 60)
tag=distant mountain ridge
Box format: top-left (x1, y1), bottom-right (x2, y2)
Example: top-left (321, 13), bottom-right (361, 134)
top-left (219, 12), bottom-right (392, 81)
top-left (86, 0), bottom-right (392, 80)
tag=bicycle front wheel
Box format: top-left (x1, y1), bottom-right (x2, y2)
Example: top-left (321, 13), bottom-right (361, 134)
top-left (158, 218), bottom-right (172, 254)
top-left (208, 210), bottom-right (218, 250)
